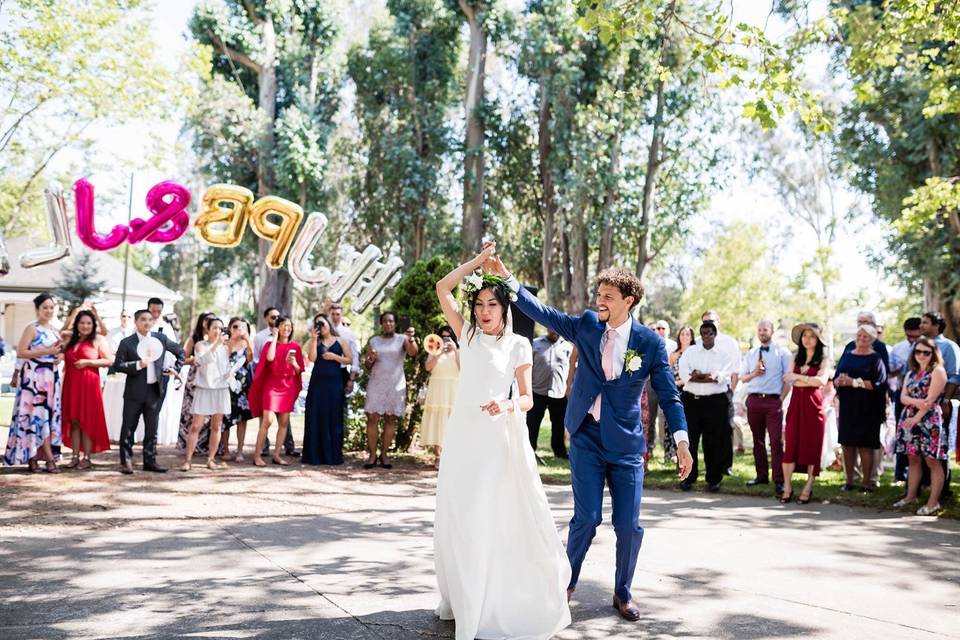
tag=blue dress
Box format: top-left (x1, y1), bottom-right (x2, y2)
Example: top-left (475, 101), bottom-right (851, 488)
top-left (833, 350), bottom-right (887, 448)
top-left (303, 340), bottom-right (346, 465)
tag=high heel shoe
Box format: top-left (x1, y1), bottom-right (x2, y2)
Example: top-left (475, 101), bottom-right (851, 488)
top-left (797, 490), bottom-right (813, 505)
top-left (379, 455), bottom-right (392, 470)
top-left (779, 492), bottom-right (793, 504)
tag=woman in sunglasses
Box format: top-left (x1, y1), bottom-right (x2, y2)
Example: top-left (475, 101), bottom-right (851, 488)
top-left (893, 337), bottom-right (947, 515)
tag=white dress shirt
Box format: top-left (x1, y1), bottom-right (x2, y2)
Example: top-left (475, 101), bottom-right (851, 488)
top-left (252, 327), bottom-right (273, 367)
top-left (333, 322), bottom-right (360, 375)
top-left (678, 343), bottom-right (738, 396)
top-left (108, 326), bottom-right (133, 351)
top-left (136, 331), bottom-right (157, 384)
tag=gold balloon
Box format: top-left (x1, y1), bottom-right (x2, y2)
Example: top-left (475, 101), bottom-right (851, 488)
top-left (195, 184), bottom-right (254, 248)
top-left (248, 195), bottom-right (304, 269)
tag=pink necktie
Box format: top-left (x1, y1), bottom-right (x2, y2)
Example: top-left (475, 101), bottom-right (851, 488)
top-left (590, 328), bottom-right (618, 421)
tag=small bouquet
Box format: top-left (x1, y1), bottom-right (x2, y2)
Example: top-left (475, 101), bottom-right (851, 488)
top-left (461, 270), bottom-right (517, 302)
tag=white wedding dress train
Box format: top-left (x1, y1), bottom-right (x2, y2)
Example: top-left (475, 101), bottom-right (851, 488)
top-left (434, 327), bottom-right (571, 640)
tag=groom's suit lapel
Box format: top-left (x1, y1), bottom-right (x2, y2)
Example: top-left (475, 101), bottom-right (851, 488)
top-left (612, 317), bottom-right (644, 385)
top-left (581, 314), bottom-right (605, 377)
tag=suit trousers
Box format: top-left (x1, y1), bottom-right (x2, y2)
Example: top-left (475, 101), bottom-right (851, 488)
top-left (526, 393), bottom-right (568, 457)
top-left (567, 416), bottom-right (644, 602)
top-left (119, 385), bottom-right (162, 465)
top-left (682, 391), bottom-right (731, 486)
top-left (745, 394), bottom-right (784, 483)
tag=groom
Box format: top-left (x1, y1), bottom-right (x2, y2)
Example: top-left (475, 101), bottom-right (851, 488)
top-left (488, 257), bottom-right (693, 621)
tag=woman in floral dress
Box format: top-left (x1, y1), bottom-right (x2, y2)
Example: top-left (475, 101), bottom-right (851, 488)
top-left (893, 336), bottom-right (948, 516)
top-left (4, 293), bottom-right (63, 472)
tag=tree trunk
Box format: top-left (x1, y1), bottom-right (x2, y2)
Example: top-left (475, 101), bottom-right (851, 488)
top-left (598, 66), bottom-right (625, 274)
top-left (538, 76), bottom-right (559, 306)
top-left (459, 1), bottom-right (487, 259)
top-left (635, 0), bottom-right (675, 282)
top-left (255, 14), bottom-right (293, 322)
top-left (569, 205), bottom-right (589, 312)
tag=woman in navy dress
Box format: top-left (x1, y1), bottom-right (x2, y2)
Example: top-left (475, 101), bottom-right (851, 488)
top-left (303, 313), bottom-right (353, 465)
top-left (833, 323), bottom-right (887, 492)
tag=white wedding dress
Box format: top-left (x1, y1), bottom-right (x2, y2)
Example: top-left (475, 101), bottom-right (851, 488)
top-left (434, 326), bottom-right (571, 640)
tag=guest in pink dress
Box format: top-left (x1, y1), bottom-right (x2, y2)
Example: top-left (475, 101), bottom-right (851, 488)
top-left (248, 315), bottom-right (305, 467)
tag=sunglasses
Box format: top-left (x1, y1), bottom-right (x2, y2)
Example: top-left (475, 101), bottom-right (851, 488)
top-left (915, 349), bottom-right (933, 356)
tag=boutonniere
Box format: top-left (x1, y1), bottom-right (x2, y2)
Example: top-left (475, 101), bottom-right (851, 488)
top-left (624, 349), bottom-right (642, 373)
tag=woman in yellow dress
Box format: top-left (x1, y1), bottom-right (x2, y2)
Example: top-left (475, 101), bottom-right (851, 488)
top-left (421, 325), bottom-right (460, 465)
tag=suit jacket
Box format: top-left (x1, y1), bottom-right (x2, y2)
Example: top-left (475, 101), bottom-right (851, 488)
top-left (113, 332), bottom-right (185, 402)
top-left (514, 285), bottom-right (687, 454)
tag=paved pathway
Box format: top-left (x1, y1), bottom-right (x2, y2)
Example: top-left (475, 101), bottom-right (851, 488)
top-left (1, 453), bottom-right (957, 639)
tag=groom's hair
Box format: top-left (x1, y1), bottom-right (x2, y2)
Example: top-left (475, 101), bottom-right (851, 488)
top-left (596, 268), bottom-right (644, 309)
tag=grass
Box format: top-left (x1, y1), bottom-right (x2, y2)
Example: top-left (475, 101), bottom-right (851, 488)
top-left (530, 418), bottom-right (959, 520)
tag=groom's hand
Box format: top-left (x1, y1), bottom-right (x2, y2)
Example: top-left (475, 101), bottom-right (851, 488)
top-left (676, 441), bottom-right (693, 481)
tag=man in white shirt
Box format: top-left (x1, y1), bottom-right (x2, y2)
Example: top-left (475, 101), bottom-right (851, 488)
top-left (328, 303), bottom-right (360, 395)
top-left (701, 310), bottom-right (741, 474)
top-left (147, 297), bottom-right (178, 342)
top-left (108, 310), bottom-right (134, 351)
top-left (653, 320), bottom-right (678, 353)
top-left (678, 321), bottom-right (740, 491)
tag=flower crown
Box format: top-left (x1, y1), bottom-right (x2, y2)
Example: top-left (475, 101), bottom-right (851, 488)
top-left (462, 270), bottom-right (517, 302)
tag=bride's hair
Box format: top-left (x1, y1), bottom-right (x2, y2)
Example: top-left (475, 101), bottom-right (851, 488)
top-left (467, 283), bottom-right (509, 344)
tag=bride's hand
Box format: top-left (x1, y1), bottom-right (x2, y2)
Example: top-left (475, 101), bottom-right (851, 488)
top-left (483, 252), bottom-right (509, 278)
top-left (480, 399), bottom-right (512, 416)
top-left (471, 241), bottom-right (496, 268)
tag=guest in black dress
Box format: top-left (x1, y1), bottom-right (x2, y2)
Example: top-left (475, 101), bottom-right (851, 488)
top-left (833, 323), bottom-right (888, 492)
top-left (303, 313), bottom-right (353, 465)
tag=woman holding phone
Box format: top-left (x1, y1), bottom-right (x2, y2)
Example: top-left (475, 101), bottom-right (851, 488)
top-left (303, 313), bottom-right (352, 465)
top-left (420, 324), bottom-right (461, 465)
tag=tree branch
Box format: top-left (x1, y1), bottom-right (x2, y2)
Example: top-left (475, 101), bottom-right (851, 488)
top-left (208, 30), bottom-right (261, 74)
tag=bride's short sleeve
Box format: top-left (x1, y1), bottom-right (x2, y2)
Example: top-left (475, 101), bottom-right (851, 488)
top-left (512, 336), bottom-right (533, 370)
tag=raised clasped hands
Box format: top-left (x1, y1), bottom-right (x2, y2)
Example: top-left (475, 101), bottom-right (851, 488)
top-left (321, 350), bottom-right (339, 362)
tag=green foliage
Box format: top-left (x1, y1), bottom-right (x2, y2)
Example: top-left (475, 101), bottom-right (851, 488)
top-left (52, 252), bottom-right (107, 312)
top-left (384, 256), bottom-right (455, 451)
top-left (680, 222), bottom-right (786, 345)
top-left (346, 0), bottom-right (462, 262)
top-left (573, 0), bottom-right (833, 132)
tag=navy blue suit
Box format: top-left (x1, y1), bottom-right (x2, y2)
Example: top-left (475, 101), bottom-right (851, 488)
top-left (513, 285), bottom-right (687, 601)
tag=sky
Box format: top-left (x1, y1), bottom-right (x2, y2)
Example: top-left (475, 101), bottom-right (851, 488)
top-left (46, 0), bottom-right (901, 324)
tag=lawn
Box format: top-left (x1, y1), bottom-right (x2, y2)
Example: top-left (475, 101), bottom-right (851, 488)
top-left (530, 418), bottom-right (958, 520)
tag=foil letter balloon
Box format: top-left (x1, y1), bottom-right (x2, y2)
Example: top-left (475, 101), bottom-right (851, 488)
top-left (287, 212), bottom-right (331, 286)
top-left (248, 195), bottom-right (304, 269)
top-left (195, 184), bottom-right (254, 248)
top-left (128, 181), bottom-right (191, 244)
top-left (328, 245), bottom-right (382, 302)
top-left (0, 228), bottom-right (10, 276)
top-left (20, 183), bottom-right (72, 268)
top-left (352, 256), bottom-right (404, 313)
top-left (73, 178), bottom-right (129, 251)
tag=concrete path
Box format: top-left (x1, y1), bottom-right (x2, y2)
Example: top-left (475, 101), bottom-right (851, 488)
top-left (1, 453), bottom-right (957, 639)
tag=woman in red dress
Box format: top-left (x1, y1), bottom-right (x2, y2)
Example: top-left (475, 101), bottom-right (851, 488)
top-left (248, 315), bottom-right (305, 467)
top-left (61, 309), bottom-right (113, 469)
top-left (781, 323), bottom-right (833, 504)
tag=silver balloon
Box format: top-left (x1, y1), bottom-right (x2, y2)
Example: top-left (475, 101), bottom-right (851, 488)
top-left (0, 228), bottom-right (10, 276)
top-left (20, 183), bottom-right (71, 268)
top-left (352, 256), bottom-right (404, 313)
top-left (328, 245), bottom-right (382, 302)
top-left (288, 212), bottom-right (331, 286)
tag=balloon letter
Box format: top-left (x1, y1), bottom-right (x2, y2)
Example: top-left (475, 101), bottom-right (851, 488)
top-left (352, 256), bottom-right (404, 313)
top-left (248, 195), bottom-right (304, 269)
top-left (328, 245), bottom-right (382, 302)
top-left (20, 183), bottom-right (72, 268)
top-left (128, 181), bottom-right (191, 244)
top-left (287, 212), bottom-right (331, 285)
top-left (74, 178), bottom-right (129, 251)
top-left (194, 184), bottom-right (254, 248)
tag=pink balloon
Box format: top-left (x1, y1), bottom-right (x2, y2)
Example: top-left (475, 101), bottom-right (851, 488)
top-left (74, 179), bottom-right (129, 251)
top-left (128, 181), bottom-right (191, 244)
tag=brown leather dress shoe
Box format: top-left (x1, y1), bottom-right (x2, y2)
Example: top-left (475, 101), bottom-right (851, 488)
top-left (612, 595), bottom-right (641, 622)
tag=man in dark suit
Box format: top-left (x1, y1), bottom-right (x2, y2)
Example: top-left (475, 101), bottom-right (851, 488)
top-left (113, 309), bottom-right (185, 474)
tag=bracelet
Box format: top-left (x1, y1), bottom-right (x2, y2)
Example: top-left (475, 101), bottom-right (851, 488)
top-left (853, 377), bottom-right (864, 389)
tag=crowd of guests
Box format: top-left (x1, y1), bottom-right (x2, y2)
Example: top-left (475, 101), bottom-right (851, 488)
top-left (1, 294), bottom-right (432, 474)
top-left (3, 291), bottom-right (958, 516)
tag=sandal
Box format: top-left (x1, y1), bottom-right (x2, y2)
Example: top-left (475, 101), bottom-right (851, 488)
top-left (892, 497), bottom-right (917, 508)
top-left (234, 452), bottom-right (245, 463)
top-left (272, 457), bottom-right (290, 466)
top-left (779, 492), bottom-right (793, 504)
top-left (179, 462), bottom-right (192, 472)
top-left (252, 458), bottom-right (267, 468)
top-left (379, 455), bottom-right (392, 470)
top-left (797, 490), bottom-right (813, 505)
top-left (28, 457), bottom-right (41, 473)
top-left (45, 461), bottom-right (61, 474)
top-left (917, 503), bottom-right (941, 516)
top-left (78, 459), bottom-right (92, 471)
top-left (67, 456), bottom-right (81, 469)
top-left (207, 460), bottom-right (225, 471)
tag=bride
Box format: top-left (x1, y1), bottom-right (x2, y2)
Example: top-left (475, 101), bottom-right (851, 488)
top-left (433, 242), bottom-right (571, 640)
